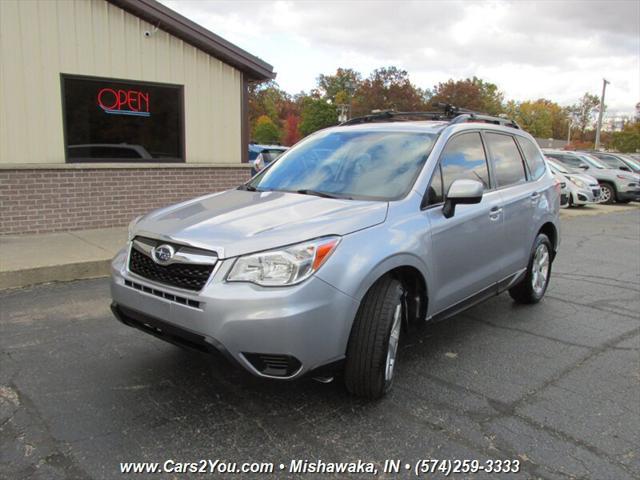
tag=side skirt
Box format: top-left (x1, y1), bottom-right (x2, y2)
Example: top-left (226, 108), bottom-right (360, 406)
top-left (427, 270), bottom-right (526, 323)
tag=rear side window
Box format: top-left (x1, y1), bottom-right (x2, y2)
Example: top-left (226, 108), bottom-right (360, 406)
top-left (427, 132), bottom-right (490, 205)
top-left (517, 137), bottom-right (546, 181)
top-left (486, 133), bottom-right (527, 187)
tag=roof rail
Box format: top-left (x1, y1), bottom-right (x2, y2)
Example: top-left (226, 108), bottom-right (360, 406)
top-left (340, 111), bottom-right (451, 126)
top-left (340, 103), bottom-right (520, 130)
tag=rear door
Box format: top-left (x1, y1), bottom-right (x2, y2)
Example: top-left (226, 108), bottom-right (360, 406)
top-left (484, 132), bottom-right (536, 280)
top-left (424, 131), bottom-right (505, 314)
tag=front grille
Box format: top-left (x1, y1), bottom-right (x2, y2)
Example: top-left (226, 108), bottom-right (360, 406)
top-left (243, 353), bottom-right (302, 377)
top-left (129, 247), bottom-right (214, 291)
top-left (592, 188), bottom-right (600, 197)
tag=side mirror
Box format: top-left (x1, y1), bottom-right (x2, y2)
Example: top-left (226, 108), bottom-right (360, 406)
top-left (443, 179), bottom-right (484, 218)
top-left (620, 166), bottom-right (630, 172)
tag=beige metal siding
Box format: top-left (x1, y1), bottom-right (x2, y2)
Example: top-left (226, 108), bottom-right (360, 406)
top-left (0, 0), bottom-right (242, 164)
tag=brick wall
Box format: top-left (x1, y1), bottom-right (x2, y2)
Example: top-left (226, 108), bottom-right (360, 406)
top-left (0, 167), bottom-right (251, 235)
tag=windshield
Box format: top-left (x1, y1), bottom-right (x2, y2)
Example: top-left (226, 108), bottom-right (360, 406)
top-left (546, 158), bottom-right (569, 173)
top-left (247, 130), bottom-right (437, 201)
top-left (621, 155), bottom-right (640, 170)
top-left (578, 154), bottom-right (608, 169)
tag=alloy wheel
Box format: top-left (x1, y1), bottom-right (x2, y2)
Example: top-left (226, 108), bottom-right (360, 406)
top-left (531, 243), bottom-right (550, 296)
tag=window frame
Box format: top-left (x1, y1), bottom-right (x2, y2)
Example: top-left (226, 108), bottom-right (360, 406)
top-left (60, 73), bottom-right (186, 164)
top-left (482, 131), bottom-right (529, 190)
top-left (422, 129), bottom-right (493, 210)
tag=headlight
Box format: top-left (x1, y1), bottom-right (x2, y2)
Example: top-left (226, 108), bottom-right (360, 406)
top-left (226, 236), bottom-right (340, 286)
top-left (569, 177), bottom-right (586, 188)
top-left (127, 215), bottom-right (143, 241)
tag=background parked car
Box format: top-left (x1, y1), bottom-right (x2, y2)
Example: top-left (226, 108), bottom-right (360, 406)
top-left (545, 157), bottom-right (600, 207)
top-left (249, 144), bottom-right (288, 175)
top-left (543, 150), bottom-right (640, 204)
top-left (589, 151), bottom-right (640, 175)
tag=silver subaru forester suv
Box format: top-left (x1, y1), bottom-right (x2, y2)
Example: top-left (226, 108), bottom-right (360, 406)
top-left (111, 110), bottom-right (560, 399)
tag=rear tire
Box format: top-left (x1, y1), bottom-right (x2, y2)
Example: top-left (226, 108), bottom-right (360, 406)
top-left (509, 234), bottom-right (553, 304)
top-left (599, 183), bottom-right (615, 204)
top-left (344, 276), bottom-right (405, 399)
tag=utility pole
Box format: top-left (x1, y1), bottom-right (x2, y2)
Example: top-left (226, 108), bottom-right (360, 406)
top-left (567, 119), bottom-right (572, 145)
top-left (594, 78), bottom-right (610, 150)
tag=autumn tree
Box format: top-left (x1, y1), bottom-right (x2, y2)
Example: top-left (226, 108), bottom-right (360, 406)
top-left (299, 98), bottom-right (338, 136)
top-left (248, 81), bottom-right (293, 130)
top-left (428, 77), bottom-right (504, 115)
top-left (282, 113), bottom-right (301, 146)
top-left (352, 67), bottom-right (427, 116)
top-left (569, 93), bottom-right (601, 140)
top-left (252, 115), bottom-right (281, 144)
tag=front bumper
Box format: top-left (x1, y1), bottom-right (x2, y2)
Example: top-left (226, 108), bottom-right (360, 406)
top-left (570, 186), bottom-right (600, 205)
top-left (110, 246), bottom-right (359, 380)
top-left (617, 188), bottom-right (640, 202)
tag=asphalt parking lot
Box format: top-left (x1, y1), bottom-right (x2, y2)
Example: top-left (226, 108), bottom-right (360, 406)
top-left (1, 206), bottom-right (639, 480)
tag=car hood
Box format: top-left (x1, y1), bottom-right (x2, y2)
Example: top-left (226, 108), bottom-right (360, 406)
top-left (133, 189), bottom-right (388, 258)
top-left (565, 173), bottom-right (599, 186)
top-left (584, 167), bottom-right (635, 181)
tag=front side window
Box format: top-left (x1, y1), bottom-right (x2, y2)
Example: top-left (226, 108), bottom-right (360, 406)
top-left (441, 132), bottom-right (491, 194)
top-left (426, 132), bottom-right (490, 206)
top-left (248, 130), bottom-right (436, 201)
top-left (517, 137), bottom-right (546, 181)
top-left (62, 75), bottom-right (184, 162)
top-left (486, 133), bottom-right (527, 187)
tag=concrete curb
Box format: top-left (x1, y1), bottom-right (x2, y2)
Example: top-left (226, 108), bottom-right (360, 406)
top-left (0, 260), bottom-right (111, 291)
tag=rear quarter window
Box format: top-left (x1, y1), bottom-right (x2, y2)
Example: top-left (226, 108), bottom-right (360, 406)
top-left (517, 137), bottom-right (547, 181)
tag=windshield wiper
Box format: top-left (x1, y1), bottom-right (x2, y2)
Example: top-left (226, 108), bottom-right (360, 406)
top-left (296, 189), bottom-right (352, 200)
top-left (238, 184), bottom-right (258, 191)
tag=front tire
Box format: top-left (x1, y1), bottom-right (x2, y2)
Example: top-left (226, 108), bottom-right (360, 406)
top-left (344, 276), bottom-right (405, 399)
top-left (599, 183), bottom-right (615, 204)
top-left (509, 234), bottom-right (553, 304)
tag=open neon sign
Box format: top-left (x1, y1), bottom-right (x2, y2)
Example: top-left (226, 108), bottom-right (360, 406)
top-left (97, 88), bottom-right (150, 117)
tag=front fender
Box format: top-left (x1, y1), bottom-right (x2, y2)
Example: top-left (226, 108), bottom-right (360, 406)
top-left (316, 218), bottom-right (431, 303)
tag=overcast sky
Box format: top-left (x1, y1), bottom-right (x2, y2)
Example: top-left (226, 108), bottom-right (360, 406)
top-left (161, 0), bottom-right (639, 115)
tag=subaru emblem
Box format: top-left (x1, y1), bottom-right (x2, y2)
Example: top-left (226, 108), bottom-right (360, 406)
top-left (152, 244), bottom-right (174, 265)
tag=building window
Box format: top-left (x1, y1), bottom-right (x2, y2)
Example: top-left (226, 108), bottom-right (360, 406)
top-left (61, 75), bottom-right (184, 162)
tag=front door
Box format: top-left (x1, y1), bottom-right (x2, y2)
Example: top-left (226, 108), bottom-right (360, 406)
top-left (423, 131), bottom-right (505, 315)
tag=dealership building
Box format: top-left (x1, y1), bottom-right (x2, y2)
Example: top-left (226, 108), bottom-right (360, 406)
top-left (0, 0), bottom-right (274, 235)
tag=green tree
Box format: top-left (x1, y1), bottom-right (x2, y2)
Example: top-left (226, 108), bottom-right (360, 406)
top-left (299, 98), bottom-right (338, 136)
top-left (611, 121), bottom-right (640, 153)
top-left (317, 68), bottom-right (362, 104)
top-left (252, 115), bottom-right (281, 144)
top-left (428, 77), bottom-right (504, 115)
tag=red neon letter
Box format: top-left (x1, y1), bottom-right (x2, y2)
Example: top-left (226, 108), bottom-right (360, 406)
top-left (139, 91), bottom-right (149, 113)
top-left (127, 90), bottom-right (138, 111)
top-left (97, 88), bottom-right (118, 110)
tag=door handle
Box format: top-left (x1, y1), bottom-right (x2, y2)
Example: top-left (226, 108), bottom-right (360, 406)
top-left (530, 192), bottom-right (541, 202)
top-left (489, 206), bottom-right (502, 220)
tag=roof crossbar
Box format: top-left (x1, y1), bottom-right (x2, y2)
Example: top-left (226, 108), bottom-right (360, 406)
top-left (341, 104), bottom-right (520, 130)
